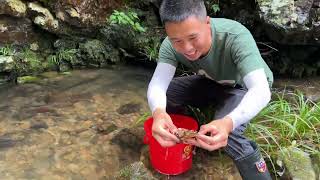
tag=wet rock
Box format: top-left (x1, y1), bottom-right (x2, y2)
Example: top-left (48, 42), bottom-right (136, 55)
top-left (95, 123), bottom-right (118, 135)
top-left (111, 127), bottom-right (144, 150)
top-left (0, 16), bottom-right (37, 45)
top-left (0, 55), bottom-right (14, 71)
top-left (0, 132), bottom-right (27, 150)
top-left (257, 0), bottom-right (320, 45)
top-left (53, 38), bottom-right (78, 50)
top-left (111, 127), bottom-right (145, 165)
top-left (27, 2), bottom-right (59, 33)
top-left (311, 152), bottom-right (320, 180)
top-left (117, 103), bottom-right (141, 115)
top-left (0, 138), bottom-right (16, 150)
top-left (79, 39), bottom-right (119, 66)
top-left (0, 0), bottom-right (27, 17)
top-left (53, 0), bottom-right (123, 28)
top-left (278, 147), bottom-right (316, 180)
top-left (273, 78), bottom-right (320, 102)
top-left (30, 121), bottom-right (48, 130)
top-left (113, 161), bottom-right (156, 180)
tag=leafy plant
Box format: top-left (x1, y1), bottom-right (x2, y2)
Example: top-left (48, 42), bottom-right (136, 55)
top-left (139, 38), bottom-right (160, 61)
top-left (108, 10), bottom-right (146, 33)
top-left (205, 0), bottom-right (220, 15)
top-left (48, 49), bottom-right (77, 66)
top-left (0, 45), bottom-right (14, 56)
top-left (211, 4), bottom-right (220, 14)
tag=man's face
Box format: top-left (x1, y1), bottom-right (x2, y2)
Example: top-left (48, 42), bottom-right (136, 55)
top-left (165, 16), bottom-right (212, 61)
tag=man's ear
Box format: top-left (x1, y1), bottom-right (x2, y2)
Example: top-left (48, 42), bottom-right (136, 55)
top-left (206, 16), bottom-right (211, 25)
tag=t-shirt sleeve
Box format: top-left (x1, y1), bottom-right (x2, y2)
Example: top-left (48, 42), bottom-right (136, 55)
top-left (157, 37), bottom-right (178, 67)
top-left (230, 30), bottom-right (266, 80)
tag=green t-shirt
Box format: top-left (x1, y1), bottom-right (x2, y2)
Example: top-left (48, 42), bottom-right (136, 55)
top-left (158, 18), bottom-right (273, 88)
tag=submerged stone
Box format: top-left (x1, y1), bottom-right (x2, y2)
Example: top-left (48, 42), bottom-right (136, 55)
top-left (114, 161), bottom-right (156, 180)
top-left (17, 76), bottom-right (41, 84)
top-left (117, 103), bottom-right (142, 115)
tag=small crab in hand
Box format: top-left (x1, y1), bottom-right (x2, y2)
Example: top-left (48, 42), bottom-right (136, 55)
top-left (174, 128), bottom-right (198, 143)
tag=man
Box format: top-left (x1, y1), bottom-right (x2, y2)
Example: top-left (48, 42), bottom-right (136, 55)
top-left (147, 0), bottom-right (273, 179)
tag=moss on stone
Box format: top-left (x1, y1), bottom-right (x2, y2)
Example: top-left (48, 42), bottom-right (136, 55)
top-left (17, 75), bottom-right (40, 84)
top-left (279, 147), bottom-right (316, 179)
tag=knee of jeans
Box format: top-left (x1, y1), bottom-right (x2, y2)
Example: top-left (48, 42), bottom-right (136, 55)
top-left (225, 133), bottom-right (255, 160)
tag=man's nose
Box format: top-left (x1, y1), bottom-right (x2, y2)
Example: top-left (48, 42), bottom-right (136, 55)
top-left (182, 41), bottom-right (194, 52)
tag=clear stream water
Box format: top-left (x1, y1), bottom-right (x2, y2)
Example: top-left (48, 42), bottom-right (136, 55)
top-left (0, 66), bottom-right (319, 179)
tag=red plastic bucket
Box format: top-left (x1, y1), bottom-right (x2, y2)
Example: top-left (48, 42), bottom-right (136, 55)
top-left (143, 114), bottom-right (198, 175)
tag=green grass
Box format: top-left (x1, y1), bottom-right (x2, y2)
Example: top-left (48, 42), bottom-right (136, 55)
top-left (247, 92), bottom-right (320, 156)
top-left (246, 91), bottom-right (320, 179)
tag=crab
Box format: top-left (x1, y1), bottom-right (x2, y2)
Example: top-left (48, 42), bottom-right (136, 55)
top-left (174, 128), bottom-right (198, 142)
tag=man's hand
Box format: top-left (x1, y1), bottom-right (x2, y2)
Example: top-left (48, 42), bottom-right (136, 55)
top-left (186, 116), bottom-right (233, 151)
top-left (152, 108), bottom-right (180, 147)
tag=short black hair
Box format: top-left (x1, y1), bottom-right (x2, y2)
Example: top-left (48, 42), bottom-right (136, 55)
top-left (159, 0), bottom-right (207, 24)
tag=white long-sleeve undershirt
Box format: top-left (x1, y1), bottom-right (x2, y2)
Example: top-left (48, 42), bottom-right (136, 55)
top-left (147, 62), bottom-right (271, 130)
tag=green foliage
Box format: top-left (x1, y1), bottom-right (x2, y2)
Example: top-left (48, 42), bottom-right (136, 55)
top-left (205, 0), bottom-right (220, 15)
top-left (108, 10), bottom-right (146, 33)
top-left (48, 49), bottom-right (78, 66)
top-left (9, 48), bottom-right (44, 77)
top-left (0, 45), bottom-right (14, 56)
top-left (246, 92), bottom-right (320, 178)
top-left (211, 4), bottom-right (220, 14)
top-left (187, 105), bottom-right (216, 126)
top-left (247, 92), bottom-right (320, 155)
top-left (135, 112), bottom-right (151, 126)
top-left (139, 38), bottom-right (160, 61)
top-left (17, 76), bottom-right (40, 84)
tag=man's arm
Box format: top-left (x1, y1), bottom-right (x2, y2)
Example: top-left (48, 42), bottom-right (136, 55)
top-left (147, 62), bottom-right (176, 113)
top-left (227, 68), bottom-right (271, 130)
top-left (147, 62), bottom-right (180, 147)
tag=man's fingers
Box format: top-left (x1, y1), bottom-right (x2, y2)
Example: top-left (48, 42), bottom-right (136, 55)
top-left (157, 128), bottom-right (180, 142)
top-left (153, 134), bottom-right (176, 147)
top-left (199, 124), bottom-right (219, 135)
top-left (167, 121), bottom-right (178, 134)
top-left (197, 134), bottom-right (215, 145)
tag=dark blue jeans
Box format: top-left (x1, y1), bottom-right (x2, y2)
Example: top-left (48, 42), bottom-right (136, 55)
top-left (166, 75), bottom-right (255, 160)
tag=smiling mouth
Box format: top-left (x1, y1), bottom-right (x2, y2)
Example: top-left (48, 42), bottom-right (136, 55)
top-left (185, 50), bottom-right (197, 57)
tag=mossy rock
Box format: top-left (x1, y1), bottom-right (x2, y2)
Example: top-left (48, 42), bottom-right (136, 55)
top-left (311, 152), bottom-right (320, 180)
top-left (17, 75), bottom-right (41, 84)
top-left (278, 147), bottom-right (316, 180)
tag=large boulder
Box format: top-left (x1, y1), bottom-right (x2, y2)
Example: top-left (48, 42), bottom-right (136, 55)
top-left (0, 0), bottom-right (27, 17)
top-left (27, 2), bottom-right (60, 34)
top-left (0, 16), bottom-right (37, 45)
top-left (256, 0), bottom-right (320, 45)
top-left (53, 0), bottom-right (123, 28)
